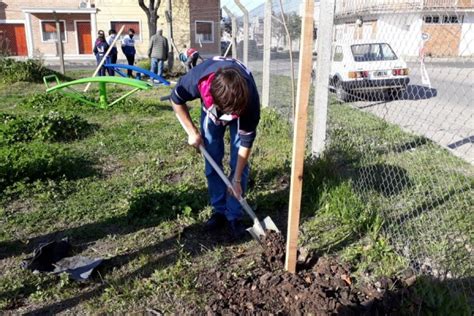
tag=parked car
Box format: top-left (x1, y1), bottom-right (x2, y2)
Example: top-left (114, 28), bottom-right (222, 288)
top-left (328, 41), bottom-right (409, 101)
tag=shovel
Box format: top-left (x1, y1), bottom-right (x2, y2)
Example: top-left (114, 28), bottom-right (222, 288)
top-left (162, 94), bottom-right (279, 240)
top-left (199, 145), bottom-right (280, 240)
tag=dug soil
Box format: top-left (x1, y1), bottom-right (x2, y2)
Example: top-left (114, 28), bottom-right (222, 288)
top-left (197, 231), bottom-right (414, 315)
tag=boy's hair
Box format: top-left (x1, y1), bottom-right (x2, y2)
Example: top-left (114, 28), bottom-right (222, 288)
top-left (211, 67), bottom-right (249, 116)
top-left (128, 28), bottom-right (135, 34)
top-left (109, 29), bottom-right (117, 35)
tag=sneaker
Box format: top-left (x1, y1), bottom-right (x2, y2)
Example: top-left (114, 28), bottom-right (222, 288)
top-left (228, 220), bottom-right (246, 240)
top-left (205, 212), bottom-right (227, 231)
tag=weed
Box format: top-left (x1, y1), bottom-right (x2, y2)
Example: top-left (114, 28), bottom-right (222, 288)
top-left (0, 58), bottom-right (69, 84)
top-left (0, 111), bottom-right (94, 144)
top-left (0, 142), bottom-right (95, 191)
top-left (20, 92), bottom-right (85, 112)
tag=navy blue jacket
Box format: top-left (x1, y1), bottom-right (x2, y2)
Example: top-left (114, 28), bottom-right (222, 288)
top-left (171, 57), bottom-right (260, 148)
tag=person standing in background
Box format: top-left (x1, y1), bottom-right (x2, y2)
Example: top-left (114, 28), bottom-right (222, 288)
top-left (106, 29), bottom-right (118, 76)
top-left (121, 28), bottom-right (136, 77)
top-left (148, 28), bottom-right (168, 77)
top-left (93, 30), bottom-right (109, 76)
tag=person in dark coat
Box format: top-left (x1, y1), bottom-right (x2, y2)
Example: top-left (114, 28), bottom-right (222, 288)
top-left (148, 28), bottom-right (168, 77)
top-left (93, 30), bottom-right (109, 76)
top-left (121, 28), bottom-right (136, 77)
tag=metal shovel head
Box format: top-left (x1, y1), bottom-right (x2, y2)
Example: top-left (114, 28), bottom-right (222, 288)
top-left (246, 216), bottom-right (280, 241)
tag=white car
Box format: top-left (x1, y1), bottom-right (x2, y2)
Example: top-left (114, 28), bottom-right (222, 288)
top-left (328, 42), bottom-right (410, 101)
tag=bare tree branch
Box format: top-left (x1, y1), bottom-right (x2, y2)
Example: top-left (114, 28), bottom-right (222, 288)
top-left (153, 0), bottom-right (162, 12)
top-left (138, 0), bottom-right (149, 16)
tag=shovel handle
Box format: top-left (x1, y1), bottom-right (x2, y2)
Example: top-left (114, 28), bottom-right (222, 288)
top-left (170, 103), bottom-right (261, 224)
top-left (199, 145), bottom-right (260, 223)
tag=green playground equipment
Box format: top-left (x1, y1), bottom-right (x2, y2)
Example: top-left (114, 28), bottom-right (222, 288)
top-left (43, 75), bottom-right (152, 109)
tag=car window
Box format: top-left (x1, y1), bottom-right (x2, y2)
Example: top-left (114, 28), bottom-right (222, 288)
top-left (333, 46), bottom-right (343, 62)
top-left (351, 43), bottom-right (398, 62)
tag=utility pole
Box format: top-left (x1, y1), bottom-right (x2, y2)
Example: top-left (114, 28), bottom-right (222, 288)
top-left (234, 0), bottom-right (249, 66)
top-left (262, 0), bottom-right (272, 107)
top-left (53, 11), bottom-right (65, 74)
top-left (223, 6), bottom-right (237, 59)
top-left (166, 0), bottom-right (174, 70)
top-left (311, 0), bottom-right (335, 156)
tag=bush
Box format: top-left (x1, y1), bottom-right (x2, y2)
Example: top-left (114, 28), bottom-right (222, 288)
top-left (0, 142), bottom-right (94, 190)
top-left (20, 92), bottom-right (83, 111)
top-left (136, 59), bottom-right (150, 71)
top-left (0, 58), bottom-right (68, 84)
top-left (0, 111), bottom-right (93, 144)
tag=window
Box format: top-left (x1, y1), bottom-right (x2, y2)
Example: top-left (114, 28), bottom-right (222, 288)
top-left (110, 21), bottom-right (141, 41)
top-left (443, 15), bottom-right (461, 23)
top-left (424, 15), bottom-right (440, 24)
top-left (333, 46), bottom-right (343, 62)
top-left (195, 21), bottom-right (214, 44)
top-left (424, 15), bottom-right (462, 24)
top-left (41, 21), bottom-right (66, 42)
top-left (351, 43), bottom-right (397, 62)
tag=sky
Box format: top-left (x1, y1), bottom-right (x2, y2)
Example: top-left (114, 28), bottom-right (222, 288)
top-left (221, 0), bottom-right (266, 15)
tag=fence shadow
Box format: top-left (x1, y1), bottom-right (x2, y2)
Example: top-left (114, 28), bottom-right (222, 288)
top-left (18, 221), bottom-right (249, 315)
top-left (336, 275), bottom-right (473, 315)
top-left (355, 163), bottom-right (413, 197)
top-left (448, 135), bottom-right (474, 149)
top-left (0, 187), bottom-right (208, 260)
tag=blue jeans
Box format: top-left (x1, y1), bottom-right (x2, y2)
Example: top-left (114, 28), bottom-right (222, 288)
top-left (95, 55), bottom-right (106, 76)
top-left (150, 58), bottom-right (164, 77)
top-left (200, 110), bottom-right (249, 221)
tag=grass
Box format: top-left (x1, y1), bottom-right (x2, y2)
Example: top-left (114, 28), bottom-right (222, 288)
top-left (0, 64), bottom-right (472, 313)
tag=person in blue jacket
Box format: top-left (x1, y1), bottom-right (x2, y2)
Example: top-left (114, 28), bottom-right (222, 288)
top-left (170, 57), bottom-right (260, 239)
top-left (93, 30), bottom-right (109, 76)
top-left (121, 28), bottom-right (136, 77)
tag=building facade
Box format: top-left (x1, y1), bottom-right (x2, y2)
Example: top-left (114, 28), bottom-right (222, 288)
top-left (334, 0), bottom-right (474, 58)
top-left (0, 0), bottom-right (220, 60)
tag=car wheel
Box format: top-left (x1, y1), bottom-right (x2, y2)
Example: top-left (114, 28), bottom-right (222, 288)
top-left (335, 81), bottom-right (349, 102)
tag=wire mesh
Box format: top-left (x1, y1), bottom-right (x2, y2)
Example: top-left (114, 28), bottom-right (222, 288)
top-left (222, 0), bottom-right (473, 305)
top-left (329, 0), bottom-right (473, 295)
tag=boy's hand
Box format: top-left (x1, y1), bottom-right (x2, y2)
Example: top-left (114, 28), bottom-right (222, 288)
top-left (229, 179), bottom-right (242, 199)
top-left (188, 130), bottom-right (203, 149)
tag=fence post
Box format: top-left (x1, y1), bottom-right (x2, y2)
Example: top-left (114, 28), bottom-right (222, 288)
top-left (234, 0), bottom-right (249, 66)
top-left (223, 6), bottom-right (237, 59)
top-left (285, 0), bottom-right (314, 274)
top-left (311, 0), bottom-right (335, 156)
top-left (262, 0), bottom-right (272, 108)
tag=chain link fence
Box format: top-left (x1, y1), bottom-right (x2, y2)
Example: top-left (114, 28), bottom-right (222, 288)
top-left (222, 0), bottom-right (473, 305)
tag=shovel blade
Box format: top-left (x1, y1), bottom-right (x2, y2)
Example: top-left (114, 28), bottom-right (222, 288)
top-left (246, 216), bottom-right (280, 241)
top-left (262, 216), bottom-right (280, 233)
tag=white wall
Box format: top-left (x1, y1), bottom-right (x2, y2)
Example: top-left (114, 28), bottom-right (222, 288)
top-left (335, 13), bottom-right (422, 58)
top-left (459, 13), bottom-right (474, 57)
top-left (376, 13), bottom-right (422, 58)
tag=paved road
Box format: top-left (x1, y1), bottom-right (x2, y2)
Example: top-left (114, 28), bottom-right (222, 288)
top-left (352, 62), bottom-right (473, 164)
top-left (248, 59), bottom-right (473, 164)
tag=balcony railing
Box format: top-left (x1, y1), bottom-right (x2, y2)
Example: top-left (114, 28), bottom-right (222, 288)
top-left (335, 0), bottom-right (472, 15)
top-left (423, 0), bottom-right (473, 8)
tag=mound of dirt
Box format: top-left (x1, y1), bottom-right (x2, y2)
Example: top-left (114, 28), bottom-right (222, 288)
top-left (197, 232), bottom-right (411, 315)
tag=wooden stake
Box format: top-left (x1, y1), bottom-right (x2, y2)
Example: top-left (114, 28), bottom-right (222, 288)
top-left (83, 25), bottom-right (125, 92)
top-left (284, 0), bottom-right (314, 274)
top-left (169, 38), bottom-right (187, 68)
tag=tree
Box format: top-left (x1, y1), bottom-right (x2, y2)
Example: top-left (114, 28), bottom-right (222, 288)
top-left (286, 12), bottom-right (301, 44)
top-left (138, 0), bottom-right (162, 38)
